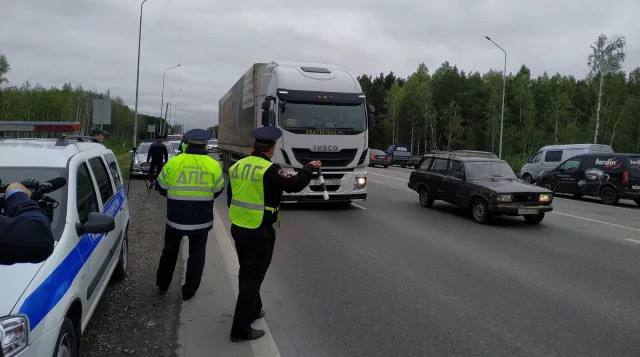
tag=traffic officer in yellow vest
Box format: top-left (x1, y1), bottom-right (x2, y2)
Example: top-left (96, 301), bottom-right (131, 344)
top-left (227, 126), bottom-right (321, 342)
top-left (155, 129), bottom-right (224, 301)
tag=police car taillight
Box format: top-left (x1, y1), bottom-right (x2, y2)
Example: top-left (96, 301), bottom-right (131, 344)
top-left (0, 121), bottom-right (81, 133)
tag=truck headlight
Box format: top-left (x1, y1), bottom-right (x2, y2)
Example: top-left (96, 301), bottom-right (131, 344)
top-left (354, 176), bottom-right (367, 190)
top-left (0, 315), bottom-right (29, 357)
top-left (497, 194), bottom-right (513, 203)
top-left (539, 193), bottom-right (553, 203)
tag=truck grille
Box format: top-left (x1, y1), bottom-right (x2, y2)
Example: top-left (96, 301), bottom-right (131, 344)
top-left (291, 148), bottom-right (358, 167)
top-left (309, 185), bottom-right (341, 192)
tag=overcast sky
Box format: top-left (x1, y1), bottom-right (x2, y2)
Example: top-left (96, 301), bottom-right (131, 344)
top-left (1, 0), bottom-right (638, 130)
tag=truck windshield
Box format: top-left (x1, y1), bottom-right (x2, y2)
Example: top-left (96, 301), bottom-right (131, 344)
top-left (465, 161), bottom-right (517, 180)
top-left (280, 102), bottom-right (366, 133)
top-left (1, 167), bottom-right (68, 241)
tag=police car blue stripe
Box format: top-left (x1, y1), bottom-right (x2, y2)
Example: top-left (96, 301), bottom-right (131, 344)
top-left (18, 188), bottom-right (125, 330)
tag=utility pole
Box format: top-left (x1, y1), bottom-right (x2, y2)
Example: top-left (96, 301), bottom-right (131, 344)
top-left (133, 0), bottom-right (151, 147)
top-left (485, 35), bottom-right (507, 159)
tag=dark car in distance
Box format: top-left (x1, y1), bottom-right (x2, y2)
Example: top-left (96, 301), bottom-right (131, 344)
top-left (537, 153), bottom-right (640, 206)
top-left (408, 152), bottom-right (554, 224)
top-left (387, 144), bottom-right (412, 167)
top-left (369, 148), bottom-right (392, 168)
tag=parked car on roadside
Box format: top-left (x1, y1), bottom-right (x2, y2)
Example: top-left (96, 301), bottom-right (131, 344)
top-left (409, 152), bottom-right (554, 224)
top-left (537, 153), bottom-right (640, 206)
top-left (387, 144), bottom-right (412, 167)
top-left (369, 149), bottom-right (392, 168)
top-left (206, 139), bottom-right (218, 153)
top-left (520, 144), bottom-right (613, 183)
top-left (130, 141), bottom-right (175, 177)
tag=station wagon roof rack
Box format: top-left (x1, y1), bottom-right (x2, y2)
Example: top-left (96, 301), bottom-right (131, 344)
top-left (426, 150), bottom-right (499, 159)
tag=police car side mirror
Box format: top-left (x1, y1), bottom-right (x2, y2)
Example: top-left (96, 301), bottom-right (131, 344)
top-left (76, 212), bottom-right (115, 236)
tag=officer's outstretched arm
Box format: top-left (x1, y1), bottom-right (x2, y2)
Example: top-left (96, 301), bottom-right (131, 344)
top-left (272, 163), bottom-right (315, 193)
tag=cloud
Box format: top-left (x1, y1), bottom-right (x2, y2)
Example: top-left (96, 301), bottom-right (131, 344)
top-left (1, 0), bottom-right (638, 130)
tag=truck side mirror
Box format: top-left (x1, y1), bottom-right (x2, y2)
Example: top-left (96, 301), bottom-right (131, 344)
top-left (367, 104), bottom-right (375, 129)
top-left (261, 110), bottom-right (270, 126)
top-left (261, 99), bottom-right (271, 111)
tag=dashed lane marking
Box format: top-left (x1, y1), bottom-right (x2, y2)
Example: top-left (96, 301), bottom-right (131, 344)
top-left (552, 211), bottom-right (640, 233)
top-left (624, 239), bottom-right (640, 244)
top-left (368, 171), bottom-right (409, 182)
top-left (350, 203), bottom-right (368, 210)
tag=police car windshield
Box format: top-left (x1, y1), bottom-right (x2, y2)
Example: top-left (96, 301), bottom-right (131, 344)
top-left (465, 161), bottom-right (517, 180)
top-left (1, 167), bottom-right (67, 241)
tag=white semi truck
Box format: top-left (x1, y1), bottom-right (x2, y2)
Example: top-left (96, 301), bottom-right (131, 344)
top-left (218, 61), bottom-right (373, 202)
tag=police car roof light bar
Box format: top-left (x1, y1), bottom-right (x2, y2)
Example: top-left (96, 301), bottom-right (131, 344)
top-left (0, 121), bottom-right (81, 133)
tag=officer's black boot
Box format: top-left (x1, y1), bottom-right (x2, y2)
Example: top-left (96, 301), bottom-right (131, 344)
top-left (230, 328), bottom-right (265, 342)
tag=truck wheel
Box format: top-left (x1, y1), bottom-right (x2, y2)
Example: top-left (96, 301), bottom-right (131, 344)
top-left (541, 179), bottom-right (554, 193)
top-left (600, 186), bottom-right (619, 205)
top-left (470, 198), bottom-right (490, 224)
top-left (419, 188), bottom-right (434, 208)
top-left (112, 228), bottom-right (128, 281)
top-left (523, 213), bottom-right (545, 224)
top-left (522, 173), bottom-right (533, 184)
top-left (53, 317), bottom-right (78, 357)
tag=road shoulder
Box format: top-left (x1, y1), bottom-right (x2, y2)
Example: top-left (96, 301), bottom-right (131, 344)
top-left (177, 208), bottom-right (281, 357)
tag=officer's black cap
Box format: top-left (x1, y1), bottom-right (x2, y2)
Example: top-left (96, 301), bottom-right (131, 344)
top-left (184, 129), bottom-right (211, 144)
top-left (251, 126), bottom-right (282, 143)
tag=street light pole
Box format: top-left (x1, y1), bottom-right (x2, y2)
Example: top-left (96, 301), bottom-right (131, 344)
top-left (485, 35), bottom-right (507, 159)
top-left (168, 89), bottom-right (182, 134)
top-left (160, 64), bottom-right (181, 121)
top-left (133, 0), bottom-right (151, 148)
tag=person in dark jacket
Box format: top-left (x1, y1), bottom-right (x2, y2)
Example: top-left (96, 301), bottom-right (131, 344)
top-left (227, 126), bottom-right (321, 342)
top-left (0, 183), bottom-right (54, 265)
top-left (147, 136), bottom-right (169, 180)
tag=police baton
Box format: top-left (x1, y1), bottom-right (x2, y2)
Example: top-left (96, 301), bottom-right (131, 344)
top-left (317, 167), bottom-right (330, 201)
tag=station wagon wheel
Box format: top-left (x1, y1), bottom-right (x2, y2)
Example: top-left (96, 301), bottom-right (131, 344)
top-left (600, 186), bottom-right (619, 205)
top-left (53, 317), bottom-right (78, 357)
top-left (419, 188), bottom-right (434, 208)
top-left (470, 198), bottom-right (490, 224)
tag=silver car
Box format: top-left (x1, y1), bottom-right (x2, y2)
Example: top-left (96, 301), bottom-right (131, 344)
top-left (130, 142), bottom-right (174, 177)
top-left (520, 144), bottom-right (613, 183)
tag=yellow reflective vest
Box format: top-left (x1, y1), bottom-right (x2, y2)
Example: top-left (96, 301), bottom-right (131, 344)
top-left (228, 155), bottom-right (276, 229)
top-left (157, 152), bottom-right (224, 231)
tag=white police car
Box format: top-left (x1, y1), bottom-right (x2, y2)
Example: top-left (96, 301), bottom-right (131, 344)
top-left (0, 126), bottom-right (130, 357)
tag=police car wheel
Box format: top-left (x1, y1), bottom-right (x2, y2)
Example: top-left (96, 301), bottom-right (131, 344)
top-left (53, 318), bottom-right (78, 357)
top-left (113, 228), bottom-right (129, 280)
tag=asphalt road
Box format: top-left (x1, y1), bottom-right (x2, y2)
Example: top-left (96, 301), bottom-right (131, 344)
top-left (216, 164), bottom-right (640, 357)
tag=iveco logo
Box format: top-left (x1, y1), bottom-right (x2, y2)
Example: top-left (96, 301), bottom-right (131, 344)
top-left (312, 145), bottom-right (340, 152)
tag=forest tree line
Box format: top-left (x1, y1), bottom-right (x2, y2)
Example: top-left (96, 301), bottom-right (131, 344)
top-left (0, 54), bottom-right (169, 143)
top-left (359, 34), bottom-right (639, 169)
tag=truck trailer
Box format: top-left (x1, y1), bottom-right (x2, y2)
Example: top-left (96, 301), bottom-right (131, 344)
top-left (218, 61), bottom-right (373, 202)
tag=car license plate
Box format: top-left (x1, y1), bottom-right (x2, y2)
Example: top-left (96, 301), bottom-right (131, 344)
top-left (312, 179), bottom-right (341, 186)
top-left (632, 185), bottom-right (640, 190)
top-left (518, 208), bottom-right (539, 215)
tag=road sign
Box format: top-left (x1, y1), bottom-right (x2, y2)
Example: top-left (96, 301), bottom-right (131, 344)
top-left (92, 99), bottom-right (112, 125)
top-left (147, 125), bottom-right (156, 133)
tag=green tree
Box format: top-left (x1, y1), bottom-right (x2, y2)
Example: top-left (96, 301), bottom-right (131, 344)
top-left (588, 34), bottom-right (626, 144)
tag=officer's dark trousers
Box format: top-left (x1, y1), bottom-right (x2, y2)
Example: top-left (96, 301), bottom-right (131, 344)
top-left (148, 161), bottom-right (163, 180)
top-left (156, 227), bottom-right (208, 295)
top-left (230, 224), bottom-right (275, 337)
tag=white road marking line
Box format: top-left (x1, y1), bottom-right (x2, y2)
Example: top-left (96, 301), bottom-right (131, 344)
top-left (350, 202), bottom-right (368, 210)
top-left (368, 171), bottom-right (409, 182)
top-left (213, 208), bottom-right (282, 357)
top-left (552, 211), bottom-right (640, 233)
top-left (624, 239), bottom-right (640, 244)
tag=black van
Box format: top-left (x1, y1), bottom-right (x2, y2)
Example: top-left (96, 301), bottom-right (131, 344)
top-left (537, 153), bottom-right (640, 206)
